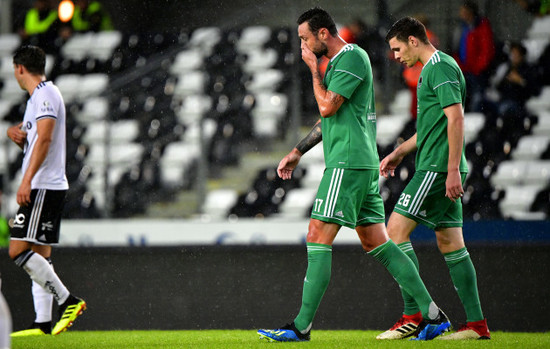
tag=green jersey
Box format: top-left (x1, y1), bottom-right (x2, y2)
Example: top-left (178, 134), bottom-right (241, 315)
top-left (416, 50), bottom-right (468, 173)
top-left (321, 44), bottom-right (379, 170)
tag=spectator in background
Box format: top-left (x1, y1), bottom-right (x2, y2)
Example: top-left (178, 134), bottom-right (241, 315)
top-left (491, 42), bottom-right (538, 118)
top-left (453, 0), bottom-right (495, 112)
top-left (19, 0), bottom-right (63, 53)
top-left (514, 0), bottom-right (550, 16)
top-left (72, 0), bottom-right (114, 33)
top-left (402, 14), bottom-right (439, 119)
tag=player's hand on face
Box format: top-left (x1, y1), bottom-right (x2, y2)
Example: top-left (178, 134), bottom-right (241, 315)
top-left (16, 181), bottom-right (32, 206)
top-left (301, 42), bottom-right (318, 72)
top-left (445, 170), bottom-right (464, 203)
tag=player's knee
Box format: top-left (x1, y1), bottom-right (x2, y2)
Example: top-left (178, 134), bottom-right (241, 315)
top-left (10, 248), bottom-right (32, 265)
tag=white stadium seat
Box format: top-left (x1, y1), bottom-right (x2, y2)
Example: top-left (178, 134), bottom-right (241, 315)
top-left (279, 188), bottom-right (317, 218)
top-left (203, 189), bottom-right (239, 219)
top-left (170, 49), bottom-right (204, 74)
top-left (242, 48), bottom-right (278, 73)
top-left (512, 135), bottom-right (550, 160)
top-left (246, 69), bottom-right (284, 93)
top-left (76, 97), bottom-right (109, 124)
top-left (499, 185), bottom-right (544, 219)
top-left (389, 89), bottom-right (411, 115)
top-left (532, 112), bottom-right (550, 136)
top-left (237, 26), bottom-right (272, 53)
top-left (376, 114), bottom-right (409, 147)
top-left (89, 31), bottom-right (123, 61)
top-left (525, 160), bottom-right (550, 186)
top-left (0, 34), bottom-right (21, 57)
top-left (464, 112), bottom-right (485, 142)
top-left (173, 71), bottom-right (206, 97)
top-left (490, 160), bottom-right (529, 187)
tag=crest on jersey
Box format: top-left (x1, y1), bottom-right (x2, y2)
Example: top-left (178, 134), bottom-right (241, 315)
top-left (41, 100), bottom-right (54, 113)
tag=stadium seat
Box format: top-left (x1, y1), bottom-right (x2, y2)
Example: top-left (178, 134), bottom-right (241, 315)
top-left (278, 188), bottom-right (317, 218)
top-left (250, 92), bottom-right (287, 137)
top-left (499, 184), bottom-right (544, 219)
top-left (182, 118), bottom-right (217, 144)
top-left (82, 120), bottom-right (140, 145)
top-left (389, 89), bottom-right (411, 115)
top-left (464, 112), bottom-right (486, 143)
top-left (203, 189), bottom-right (239, 219)
top-left (173, 71), bottom-right (207, 97)
top-left (526, 86), bottom-right (550, 114)
top-left (170, 49), bottom-right (204, 74)
top-left (522, 38), bottom-right (549, 64)
top-left (242, 48), bottom-right (278, 73)
top-left (0, 33), bottom-right (20, 57)
top-left (78, 73), bottom-right (109, 100)
top-left (527, 16), bottom-right (550, 39)
top-left (246, 69), bottom-right (284, 93)
top-left (188, 27), bottom-right (222, 56)
top-left (0, 100), bottom-right (13, 120)
top-left (75, 97), bottom-right (109, 125)
top-left (61, 33), bottom-right (95, 61)
top-left (376, 114), bottom-right (409, 147)
top-left (532, 111), bottom-right (550, 136)
top-left (525, 160), bottom-right (550, 186)
top-left (176, 94), bottom-right (212, 125)
top-left (301, 163), bottom-right (325, 188)
top-left (88, 31), bottom-right (123, 62)
top-left (299, 144), bottom-right (325, 165)
top-left (237, 26), bottom-right (272, 53)
top-left (512, 135), bottom-right (550, 160)
top-left (490, 160), bottom-right (529, 187)
top-left (0, 56), bottom-right (13, 79)
top-left (55, 74), bottom-right (81, 103)
top-left (0, 78), bottom-right (27, 103)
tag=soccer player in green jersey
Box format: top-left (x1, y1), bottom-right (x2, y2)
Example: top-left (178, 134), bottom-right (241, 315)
top-left (378, 17), bottom-right (490, 340)
top-left (257, 8), bottom-right (450, 342)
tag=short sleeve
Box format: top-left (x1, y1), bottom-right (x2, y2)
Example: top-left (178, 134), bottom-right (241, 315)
top-left (429, 63), bottom-right (462, 109)
top-left (35, 88), bottom-right (59, 121)
top-left (327, 50), bottom-right (367, 99)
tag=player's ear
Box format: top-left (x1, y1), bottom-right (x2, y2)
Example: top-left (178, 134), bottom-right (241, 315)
top-left (408, 35), bottom-right (418, 47)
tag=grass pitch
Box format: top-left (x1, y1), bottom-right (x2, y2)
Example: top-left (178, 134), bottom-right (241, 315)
top-left (11, 330), bottom-right (550, 348)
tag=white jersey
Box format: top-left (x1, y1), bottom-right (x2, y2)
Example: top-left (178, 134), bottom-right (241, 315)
top-left (22, 81), bottom-right (69, 190)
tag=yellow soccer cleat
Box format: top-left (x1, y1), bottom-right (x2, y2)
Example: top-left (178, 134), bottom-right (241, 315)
top-left (52, 296), bottom-right (87, 335)
top-left (11, 322), bottom-right (51, 337)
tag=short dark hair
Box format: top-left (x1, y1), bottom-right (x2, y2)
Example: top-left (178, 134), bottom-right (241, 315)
top-left (13, 45), bottom-right (46, 75)
top-left (297, 7), bottom-right (338, 36)
top-left (385, 16), bottom-right (430, 45)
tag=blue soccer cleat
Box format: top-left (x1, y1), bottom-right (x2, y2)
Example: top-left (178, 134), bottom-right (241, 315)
top-left (410, 309), bottom-right (451, 341)
top-left (258, 322), bottom-right (310, 342)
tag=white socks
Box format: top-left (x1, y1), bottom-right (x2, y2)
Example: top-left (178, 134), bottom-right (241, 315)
top-left (20, 252), bottom-right (69, 305)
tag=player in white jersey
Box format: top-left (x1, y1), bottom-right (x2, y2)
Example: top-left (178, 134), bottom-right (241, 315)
top-left (6, 46), bottom-right (86, 337)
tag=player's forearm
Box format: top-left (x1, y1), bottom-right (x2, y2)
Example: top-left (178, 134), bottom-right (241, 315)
top-left (394, 133), bottom-right (418, 158)
top-left (22, 138), bottom-right (51, 185)
top-left (295, 119), bottom-right (322, 155)
top-left (311, 71), bottom-right (339, 118)
top-left (444, 105), bottom-right (465, 171)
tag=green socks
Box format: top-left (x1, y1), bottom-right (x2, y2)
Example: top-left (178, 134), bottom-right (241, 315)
top-left (397, 242), bottom-right (421, 315)
top-left (294, 243), bottom-right (332, 333)
top-left (369, 240), bottom-right (439, 320)
top-left (444, 247), bottom-right (484, 322)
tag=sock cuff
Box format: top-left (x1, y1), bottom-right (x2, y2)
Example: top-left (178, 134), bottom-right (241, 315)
top-left (13, 250), bottom-right (34, 267)
top-left (306, 242), bottom-right (332, 253)
top-left (444, 247), bottom-right (470, 264)
top-left (367, 239), bottom-right (393, 258)
top-left (397, 241), bottom-right (413, 253)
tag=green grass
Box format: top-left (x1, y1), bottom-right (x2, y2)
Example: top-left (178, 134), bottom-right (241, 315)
top-left (12, 330), bottom-right (550, 349)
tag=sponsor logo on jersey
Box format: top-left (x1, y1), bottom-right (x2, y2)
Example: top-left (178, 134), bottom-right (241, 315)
top-left (26, 121), bottom-right (32, 130)
top-left (41, 100), bottom-right (54, 113)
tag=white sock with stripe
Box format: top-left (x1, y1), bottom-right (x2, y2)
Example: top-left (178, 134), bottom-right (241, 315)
top-left (18, 252), bottom-right (69, 305)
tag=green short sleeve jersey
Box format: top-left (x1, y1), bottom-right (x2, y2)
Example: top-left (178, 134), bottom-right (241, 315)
top-left (416, 50), bottom-right (468, 173)
top-left (321, 44), bottom-right (379, 169)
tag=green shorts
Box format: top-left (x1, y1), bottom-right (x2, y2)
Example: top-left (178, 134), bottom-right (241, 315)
top-left (393, 170), bottom-right (467, 230)
top-left (311, 168), bottom-right (385, 229)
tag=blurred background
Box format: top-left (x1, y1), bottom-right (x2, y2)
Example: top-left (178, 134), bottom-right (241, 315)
top-left (0, 0), bottom-right (549, 332)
